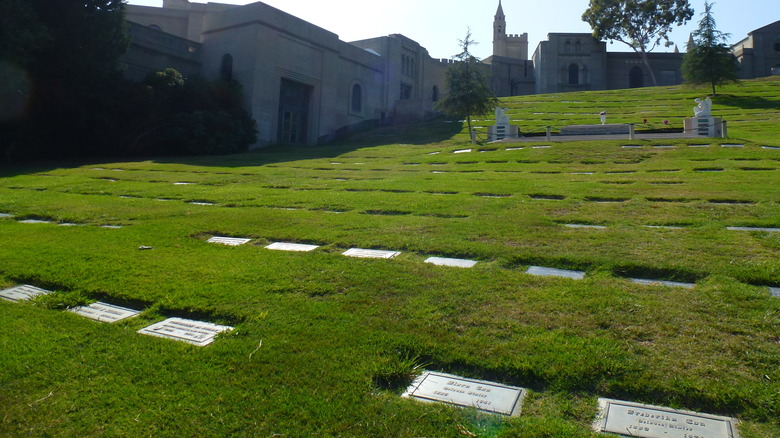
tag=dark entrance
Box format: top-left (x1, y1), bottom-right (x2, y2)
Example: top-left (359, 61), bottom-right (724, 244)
top-left (629, 66), bottom-right (644, 88)
top-left (278, 78), bottom-right (311, 145)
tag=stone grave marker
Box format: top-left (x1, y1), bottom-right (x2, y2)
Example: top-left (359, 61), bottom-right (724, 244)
top-left (19, 219), bottom-right (52, 224)
top-left (643, 225), bottom-right (685, 230)
top-left (427, 151), bottom-right (441, 155)
top-left (69, 302), bottom-right (141, 323)
top-left (769, 287), bottom-right (779, 297)
top-left (0, 213), bottom-right (13, 218)
top-left (505, 147), bottom-right (524, 151)
top-left (689, 144), bottom-right (710, 147)
top-left (593, 398), bottom-right (740, 438)
top-left (727, 226), bottom-right (779, 232)
top-left (138, 317), bottom-right (233, 347)
top-left (622, 145), bottom-right (642, 149)
top-left (453, 149), bottom-right (472, 154)
top-left (343, 248), bottom-right (400, 259)
top-left (207, 236), bottom-right (252, 246)
top-left (188, 201), bottom-right (215, 206)
top-left (266, 242), bottom-right (319, 252)
top-left (424, 257), bottom-right (477, 268)
top-left (101, 225), bottom-right (123, 229)
top-left (653, 145), bottom-right (675, 149)
top-left (761, 146), bottom-right (779, 150)
top-left (564, 224), bottom-right (607, 229)
top-left (532, 145), bottom-right (551, 149)
top-left (0, 284), bottom-right (52, 302)
top-left (526, 266), bottom-right (585, 280)
top-left (174, 182), bottom-right (194, 185)
top-left (403, 371), bottom-right (526, 416)
top-left (721, 144), bottom-right (744, 148)
top-left (630, 278), bottom-right (695, 289)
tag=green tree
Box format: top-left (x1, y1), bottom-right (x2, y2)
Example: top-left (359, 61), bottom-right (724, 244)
top-left (0, 0), bottom-right (130, 160)
top-left (681, 2), bottom-right (739, 96)
top-left (582, 0), bottom-right (694, 86)
top-left (435, 30), bottom-right (498, 144)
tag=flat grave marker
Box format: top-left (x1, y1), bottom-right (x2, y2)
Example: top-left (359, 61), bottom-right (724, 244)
top-left (173, 182), bottom-right (194, 185)
top-left (138, 317), bottom-right (233, 347)
top-left (265, 242), bottom-right (319, 252)
top-left (630, 278), bottom-right (695, 289)
top-left (188, 201), bottom-right (215, 206)
top-left (453, 149), bottom-right (472, 154)
top-left (721, 144), bottom-right (744, 148)
top-left (0, 213), bottom-right (13, 218)
top-left (19, 219), bottom-right (52, 224)
top-left (761, 146), bottom-right (780, 150)
top-left (101, 225), bottom-right (123, 229)
top-left (69, 302), bottom-right (141, 323)
top-left (343, 248), bottom-right (400, 259)
top-left (726, 226), bottom-right (780, 232)
top-left (689, 144), bottom-right (710, 148)
top-left (526, 266), bottom-right (585, 280)
top-left (532, 145), bottom-right (551, 149)
top-left (769, 287), bottom-right (779, 297)
top-left (505, 147), bottom-right (524, 151)
top-left (622, 145), bottom-right (642, 149)
top-left (403, 371), bottom-right (526, 416)
top-left (0, 284), bottom-right (52, 302)
top-left (564, 224), bottom-right (607, 229)
top-left (593, 398), bottom-right (741, 438)
top-left (207, 236), bottom-right (252, 246)
top-left (424, 257), bottom-right (477, 268)
top-left (643, 225), bottom-right (685, 230)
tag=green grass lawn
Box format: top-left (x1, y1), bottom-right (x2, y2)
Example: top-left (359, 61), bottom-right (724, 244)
top-left (1, 79), bottom-right (779, 437)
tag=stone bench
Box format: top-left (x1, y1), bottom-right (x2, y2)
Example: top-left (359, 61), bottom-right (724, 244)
top-left (559, 124), bottom-right (629, 136)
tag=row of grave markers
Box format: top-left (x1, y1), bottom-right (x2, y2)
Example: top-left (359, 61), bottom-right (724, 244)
top-left (0, 283), bottom-right (744, 437)
top-left (207, 236), bottom-right (780, 296)
top-left (207, 236), bottom-right (780, 298)
top-left (0, 285), bottom-right (232, 347)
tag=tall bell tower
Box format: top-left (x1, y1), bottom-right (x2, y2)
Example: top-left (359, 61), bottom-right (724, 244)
top-left (492, 0), bottom-right (529, 60)
top-left (493, 1), bottom-right (507, 57)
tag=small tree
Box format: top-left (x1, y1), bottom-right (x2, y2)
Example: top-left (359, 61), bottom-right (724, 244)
top-left (582, 0), bottom-right (694, 86)
top-left (681, 2), bottom-right (739, 96)
top-left (435, 29), bottom-right (498, 144)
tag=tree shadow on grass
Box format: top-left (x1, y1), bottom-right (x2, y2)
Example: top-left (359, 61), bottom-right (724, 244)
top-left (0, 118), bottom-right (465, 176)
top-left (715, 94), bottom-right (780, 111)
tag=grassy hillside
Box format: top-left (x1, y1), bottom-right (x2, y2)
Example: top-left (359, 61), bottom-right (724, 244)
top-left (0, 79), bottom-right (778, 437)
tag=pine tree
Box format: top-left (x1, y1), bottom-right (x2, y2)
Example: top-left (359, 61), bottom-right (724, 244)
top-left (681, 2), bottom-right (739, 96)
top-left (435, 30), bottom-right (498, 144)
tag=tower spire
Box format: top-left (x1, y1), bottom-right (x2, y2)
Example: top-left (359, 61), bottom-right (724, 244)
top-left (496, 0), bottom-right (505, 19)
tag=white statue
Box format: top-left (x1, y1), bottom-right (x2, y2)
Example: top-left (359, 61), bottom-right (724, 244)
top-left (693, 97), bottom-right (712, 118)
top-left (599, 111), bottom-right (607, 125)
top-left (495, 107), bottom-right (510, 125)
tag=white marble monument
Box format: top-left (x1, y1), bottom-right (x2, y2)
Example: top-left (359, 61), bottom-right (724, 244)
top-left (488, 107), bottom-right (519, 141)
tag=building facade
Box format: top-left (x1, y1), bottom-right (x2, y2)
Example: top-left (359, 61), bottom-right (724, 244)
top-left (125, 0), bottom-right (445, 147)
top-left (123, 0), bottom-right (780, 146)
top-left (486, 1), bottom-right (779, 97)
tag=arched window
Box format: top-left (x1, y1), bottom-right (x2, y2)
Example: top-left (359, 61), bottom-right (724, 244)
top-left (220, 54), bottom-right (233, 83)
top-left (565, 41), bottom-right (573, 54)
top-left (568, 63), bottom-right (579, 85)
top-left (351, 83), bottom-right (363, 114)
top-left (629, 66), bottom-right (644, 88)
top-left (432, 85), bottom-right (439, 102)
top-left (574, 40), bottom-right (583, 54)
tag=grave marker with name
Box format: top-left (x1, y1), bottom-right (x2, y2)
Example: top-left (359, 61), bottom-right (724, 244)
top-left (630, 278), bottom-right (695, 289)
top-left (525, 266), bottom-right (585, 280)
top-left (343, 248), bottom-right (400, 259)
top-left (138, 317), bottom-right (233, 347)
top-left (266, 242), bottom-right (319, 252)
top-left (593, 398), bottom-right (740, 438)
top-left (69, 302), bottom-right (141, 323)
top-left (0, 284), bottom-right (52, 302)
top-left (403, 371), bottom-right (526, 416)
top-left (424, 257), bottom-right (477, 268)
top-left (207, 236), bottom-right (252, 246)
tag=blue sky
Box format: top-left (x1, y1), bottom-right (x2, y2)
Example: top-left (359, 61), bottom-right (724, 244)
top-left (127, 0), bottom-right (779, 60)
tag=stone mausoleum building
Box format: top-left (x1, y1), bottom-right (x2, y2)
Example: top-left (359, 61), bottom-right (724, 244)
top-left (124, 0), bottom-right (780, 146)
